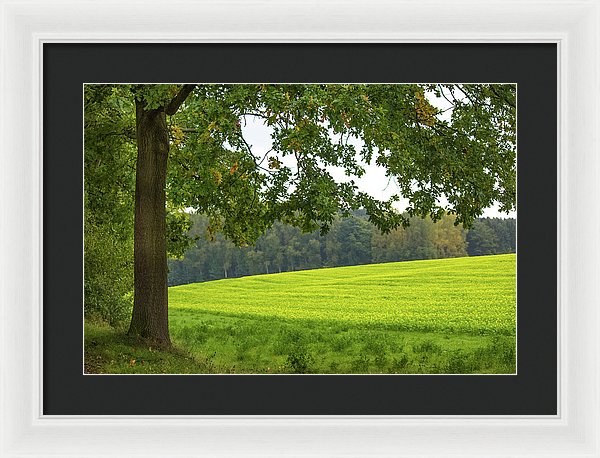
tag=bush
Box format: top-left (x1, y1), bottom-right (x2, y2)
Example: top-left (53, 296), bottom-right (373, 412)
top-left (84, 222), bottom-right (133, 326)
top-left (284, 346), bottom-right (314, 373)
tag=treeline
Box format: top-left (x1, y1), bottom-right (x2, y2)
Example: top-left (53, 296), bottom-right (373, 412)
top-left (168, 212), bottom-right (516, 286)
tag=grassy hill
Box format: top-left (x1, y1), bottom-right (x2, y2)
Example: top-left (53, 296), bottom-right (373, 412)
top-left (86, 254), bottom-right (516, 374)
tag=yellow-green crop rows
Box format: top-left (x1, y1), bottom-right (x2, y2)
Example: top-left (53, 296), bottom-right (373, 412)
top-left (169, 254), bottom-right (516, 336)
top-left (159, 254), bottom-right (516, 373)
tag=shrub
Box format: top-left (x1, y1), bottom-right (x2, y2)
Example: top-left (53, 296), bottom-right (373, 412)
top-left (284, 347), bottom-right (314, 373)
top-left (84, 222), bottom-right (133, 326)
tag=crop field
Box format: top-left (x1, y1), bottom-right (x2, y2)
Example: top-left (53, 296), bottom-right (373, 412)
top-left (163, 254), bottom-right (516, 374)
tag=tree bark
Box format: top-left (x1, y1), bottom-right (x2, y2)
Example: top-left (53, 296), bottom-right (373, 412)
top-left (128, 101), bottom-right (171, 346)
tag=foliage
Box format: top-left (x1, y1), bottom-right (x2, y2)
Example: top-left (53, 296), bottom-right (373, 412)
top-left (122, 83), bottom-right (517, 243)
top-left (467, 218), bottom-right (516, 256)
top-left (163, 84), bottom-right (515, 240)
top-left (84, 85), bottom-right (135, 325)
top-left (84, 222), bottom-right (133, 326)
top-left (167, 212), bottom-right (513, 286)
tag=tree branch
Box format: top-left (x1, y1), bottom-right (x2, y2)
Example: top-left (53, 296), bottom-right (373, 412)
top-left (165, 84), bottom-right (196, 115)
top-left (489, 85), bottom-right (516, 109)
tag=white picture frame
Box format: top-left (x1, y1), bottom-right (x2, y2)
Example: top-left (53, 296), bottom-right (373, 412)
top-left (1, 0), bottom-right (598, 456)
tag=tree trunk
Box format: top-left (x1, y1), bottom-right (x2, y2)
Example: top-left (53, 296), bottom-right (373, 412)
top-left (128, 101), bottom-right (171, 346)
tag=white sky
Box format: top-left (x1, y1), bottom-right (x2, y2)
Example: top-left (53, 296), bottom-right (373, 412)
top-left (241, 112), bottom-right (516, 219)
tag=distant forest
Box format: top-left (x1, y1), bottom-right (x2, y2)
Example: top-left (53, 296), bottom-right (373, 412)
top-left (168, 212), bottom-right (516, 286)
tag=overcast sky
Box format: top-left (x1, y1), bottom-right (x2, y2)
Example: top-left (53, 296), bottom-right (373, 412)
top-left (241, 114), bottom-right (516, 220)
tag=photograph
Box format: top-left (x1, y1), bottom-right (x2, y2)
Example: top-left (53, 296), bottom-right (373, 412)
top-left (83, 83), bottom-right (517, 375)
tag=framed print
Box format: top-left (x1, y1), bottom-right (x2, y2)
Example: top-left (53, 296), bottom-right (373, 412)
top-left (1, 0), bottom-right (599, 457)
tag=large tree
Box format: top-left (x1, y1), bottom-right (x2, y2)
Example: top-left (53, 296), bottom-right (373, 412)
top-left (85, 83), bottom-right (516, 346)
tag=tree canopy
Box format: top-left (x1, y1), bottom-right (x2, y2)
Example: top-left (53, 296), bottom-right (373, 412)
top-left (163, 84), bottom-right (515, 238)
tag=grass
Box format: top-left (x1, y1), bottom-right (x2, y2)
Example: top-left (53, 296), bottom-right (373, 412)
top-left (84, 321), bottom-right (214, 374)
top-left (85, 254), bottom-right (516, 374)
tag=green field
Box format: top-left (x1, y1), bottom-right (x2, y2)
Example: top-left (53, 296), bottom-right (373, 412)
top-left (85, 254), bottom-right (516, 374)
